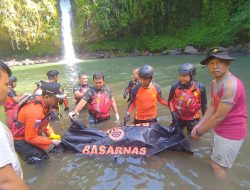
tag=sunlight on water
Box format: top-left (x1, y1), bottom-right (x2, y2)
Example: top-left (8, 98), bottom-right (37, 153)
top-left (59, 0), bottom-right (76, 64)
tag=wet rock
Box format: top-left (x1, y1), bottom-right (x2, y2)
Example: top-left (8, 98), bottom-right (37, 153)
top-left (168, 49), bottom-right (182, 55)
top-left (184, 46), bottom-right (199, 54)
top-left (161, 50), bottom-right (168, 55)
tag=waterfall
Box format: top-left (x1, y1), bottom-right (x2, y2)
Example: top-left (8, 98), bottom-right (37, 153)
top-left (59, 0), bottom-right (76, 63)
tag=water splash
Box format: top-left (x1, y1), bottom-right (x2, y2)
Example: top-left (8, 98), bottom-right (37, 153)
top-left (59, 0), bottom-right (76, 64)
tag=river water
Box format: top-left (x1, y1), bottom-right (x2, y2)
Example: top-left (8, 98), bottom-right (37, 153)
top-left (4, 55), bottom-right (250, 190)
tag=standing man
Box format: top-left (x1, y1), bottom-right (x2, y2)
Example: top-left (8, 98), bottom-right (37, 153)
top-left (12, 82), bottom-right (64, 164)
top-left (47, 70), bottom-right (69, 111)
top-left (73, 72), bottom-right (91, 105)
top-left (168, 63), bottom-right (207, 134)
top-left (69, 73), bottom-right (119, 124)
top-left (124, 65), bottom-right (168, 126)
top-left (0, 61), bottom-right (28, 189)
top-left (123, 68), bottom-right (140, 102)
top-left (4, 75), bottom-right (29, 115)
top-left (191, 47), bottom-right (247, 178)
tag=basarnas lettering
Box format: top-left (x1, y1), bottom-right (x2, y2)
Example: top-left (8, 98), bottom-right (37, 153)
top-left (82, 145), bottom-right (147, 155)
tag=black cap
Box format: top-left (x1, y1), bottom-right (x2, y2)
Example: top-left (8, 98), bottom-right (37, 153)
top-left (47, 70), bottom-right (59, 78)
top-left (9, 75), bottom-right (17, 82)
top-left (42, 82), bottom-right (65, 99)
top-left (200, 47), bottom-right (235, 65)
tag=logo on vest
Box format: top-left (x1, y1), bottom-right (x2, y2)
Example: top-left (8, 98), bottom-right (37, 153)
top-left (106, 127), bottom-right (125, 141)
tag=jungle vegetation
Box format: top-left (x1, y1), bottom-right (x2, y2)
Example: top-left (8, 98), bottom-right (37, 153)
top-left (0, 0), bottom-right (249, 56)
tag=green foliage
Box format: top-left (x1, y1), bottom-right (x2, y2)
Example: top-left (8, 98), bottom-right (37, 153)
top-left (0, 0), bottom-right (59, 50)
top-left (0, 0), bottom-right (250, 56)
top-left (81, 0), bottom-right (250, 52)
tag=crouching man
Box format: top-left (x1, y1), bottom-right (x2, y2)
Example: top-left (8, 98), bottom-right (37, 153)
top-left (12, 82), bottom-right (64, 164)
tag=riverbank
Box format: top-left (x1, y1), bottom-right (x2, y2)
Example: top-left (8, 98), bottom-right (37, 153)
top-left (3, 44), bottom-right (250, 67)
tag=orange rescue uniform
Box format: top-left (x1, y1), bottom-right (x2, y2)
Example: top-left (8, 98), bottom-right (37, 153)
top-left (128, 83), bottom-right (168, 121)
top-left (13, 97), bottom-right (53, 150)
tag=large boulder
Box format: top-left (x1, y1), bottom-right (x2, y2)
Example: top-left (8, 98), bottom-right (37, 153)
top-left (184, 46), bottom-right (199, 55)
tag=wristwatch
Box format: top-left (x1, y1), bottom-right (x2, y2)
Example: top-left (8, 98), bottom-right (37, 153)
top-left (196, 128), bottom-right (204, 137)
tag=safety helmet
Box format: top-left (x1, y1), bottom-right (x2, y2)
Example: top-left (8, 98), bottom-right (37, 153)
top-left (139, 65), bottom-right (154, 78)
top-left (9, 75), bottom-right (17, 83)
top-left (178, 63), bottom-right (196, 79)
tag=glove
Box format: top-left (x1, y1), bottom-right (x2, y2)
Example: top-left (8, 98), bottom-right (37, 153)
top-left (114, 113), bottom-right (120, 124)
top-left (49, 133), bottom-right (61, 140)
top-left (68, 111), bottom-right (79, 119)
top-left (52, 139), bottom-right (61, 146)
top-left (171, 111), bottom-right (178, 123)
top-left (64, 107), bottom-right (69, 112)
top-left (123, 92), bottom-right (128, 99)
top-left (124, 112), bottom-right (130, 123)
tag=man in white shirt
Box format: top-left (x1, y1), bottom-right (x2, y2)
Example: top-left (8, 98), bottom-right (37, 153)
top-left (0, 60), bottom-right (27, 189)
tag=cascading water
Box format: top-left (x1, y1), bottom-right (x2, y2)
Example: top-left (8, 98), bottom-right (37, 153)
top-left (59, 0), bottom-right (76, 63)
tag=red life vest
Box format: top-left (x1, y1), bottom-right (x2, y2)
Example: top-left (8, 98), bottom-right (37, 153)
top-left (87, 90), bottom-right (112, 120)
top-left (8, 96), bottom-right (49, 138)
top-left (172, 83), bottom-right (201, 120)
top-left (3, 96), bottom-right (17, 115)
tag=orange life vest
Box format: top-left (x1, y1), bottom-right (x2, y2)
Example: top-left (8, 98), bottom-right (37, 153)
top-left (8, 96), bottom-right (49, 138)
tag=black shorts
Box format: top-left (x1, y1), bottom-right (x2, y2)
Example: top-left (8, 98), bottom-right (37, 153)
top-left (14, 140), bottom-right (49, 164)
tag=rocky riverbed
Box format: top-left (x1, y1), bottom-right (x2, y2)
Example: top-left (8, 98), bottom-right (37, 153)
top-left (3, 44), bottom-right (250, 67)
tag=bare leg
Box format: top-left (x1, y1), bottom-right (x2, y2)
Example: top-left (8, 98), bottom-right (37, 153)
top-left (210, 159), bottom-right (227, 179)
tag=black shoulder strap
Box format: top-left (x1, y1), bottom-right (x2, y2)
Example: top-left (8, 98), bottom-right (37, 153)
top-left (18, 95), bottom-right (42, 110)
top-left (129, 83), bottom-right (141, 104)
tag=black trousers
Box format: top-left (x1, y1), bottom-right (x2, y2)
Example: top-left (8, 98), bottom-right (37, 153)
top-left (14, 140), bottom-right (49, 164)
top-left (177, 119), bottom-right (199, 134)
top-left (134, 118), bottom-right (157, 125)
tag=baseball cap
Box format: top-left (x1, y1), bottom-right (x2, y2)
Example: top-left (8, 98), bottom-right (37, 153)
top-left (42, 82), bottom-right (66, 99)
top-left (47, 70), bottom-right (59, 78)
top-left (200, 47), bottom-right (235, 65)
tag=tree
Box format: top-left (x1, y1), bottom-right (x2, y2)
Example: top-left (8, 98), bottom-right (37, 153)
top-left (0, 0), bottom-right (59, 50)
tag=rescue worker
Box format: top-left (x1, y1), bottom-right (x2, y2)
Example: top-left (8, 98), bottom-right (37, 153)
top-left (68, 73), bottom-right (120, 124)
top-left (0, 61), bottom-right (28, 189)
top-left (123, 68), bottom-right (140, 102)
top-left (47, 70), bottom-right (69, 111)
top-left (124, 65), bottom-right (168, 126)
top-left (46, 70), bottom-right (69, 121)
top-left (33, 80), bottom-right (47, 96)
top-left (73, 72), bottom-right (91, 105)
top-left (4, 76), bottom-right (29, 115)
top-left (12, 82), bottom-right (64, 164)
top-left (191, 47), bottom-right (247, 178)
top-left (168, 63), bottom-right (207, 134)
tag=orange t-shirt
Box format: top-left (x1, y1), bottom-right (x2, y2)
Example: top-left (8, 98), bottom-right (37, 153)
top-left (14, 97), bottom-right (53, 150)
top-left (128, 84), bottom-right (168, 121)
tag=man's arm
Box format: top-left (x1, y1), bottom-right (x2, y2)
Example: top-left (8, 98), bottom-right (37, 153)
top-left (155, 84), bottom-right (168, 106)
top-left (192, 102), bottom-right (233, 139)
top-left (74, 91), bottom-right (84, 100)
top-left (12, 95), bottom-right (27, 103)
top-left (0, 164), bottom-right (28, 190)
top-left (199, 82), bottom-right (207, 115)
top-left (24, 107), bottom-right (52, 150)
top-left (157, 95), bottom-right (168, 106)
top-left (111, 97), bottom-right (119, 115)
top-left (74, 99), bottom-right (87, 113)
top-left (199, 102), bottom-right (233, 133)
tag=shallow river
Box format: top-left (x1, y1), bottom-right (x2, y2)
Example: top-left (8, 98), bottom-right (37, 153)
top-left (3, 55), bottom-right (250, 190)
